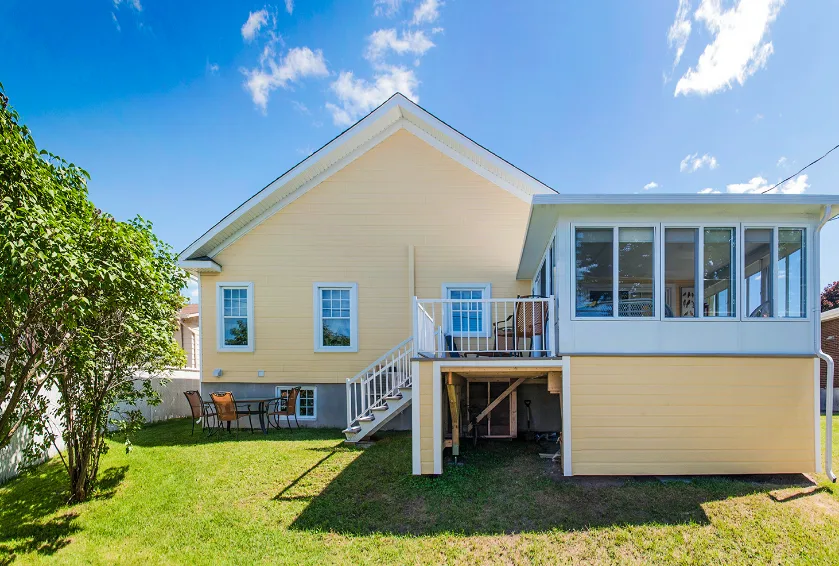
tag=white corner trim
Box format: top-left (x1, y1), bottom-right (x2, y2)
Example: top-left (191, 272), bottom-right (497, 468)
top-left (198, 273), bottom-right (204, 395)
top-left (411, 361), bottom-right (422, 475)
top-left (313, 282), bottom-right (359, 353)
top-left (815, 357), bottom-right (823, 474)
top-left (562, 356), bottom-right (572, 476)
top-left (433, 361), bottom-right (443, 475)
top-left (216, 282), bottom-right (255, 353)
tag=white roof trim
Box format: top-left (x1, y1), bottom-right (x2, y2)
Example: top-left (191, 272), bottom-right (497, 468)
top-left (533, 194), bottom-right (839, 207)
top-left (180, 93), bottom-right (556, 261)
top-left (822, 307), bottom-right (839, 322)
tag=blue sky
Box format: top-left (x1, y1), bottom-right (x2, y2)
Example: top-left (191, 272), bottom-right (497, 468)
top-left (2, 0), bottom-right (839, 300)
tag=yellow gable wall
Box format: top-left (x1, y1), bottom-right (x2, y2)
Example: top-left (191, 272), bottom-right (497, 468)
top-left (200, 129), bottom-right (532, 383)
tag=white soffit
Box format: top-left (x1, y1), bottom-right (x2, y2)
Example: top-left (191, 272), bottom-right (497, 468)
top-left (179, 93), bottom-right (557, 265)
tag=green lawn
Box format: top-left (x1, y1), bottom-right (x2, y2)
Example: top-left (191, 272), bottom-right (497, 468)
top-left (1, 418), bottom-right (838, 565)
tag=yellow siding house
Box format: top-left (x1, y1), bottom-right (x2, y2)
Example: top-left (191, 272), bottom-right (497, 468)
top-left (181, 94), bottom-right (837, 480)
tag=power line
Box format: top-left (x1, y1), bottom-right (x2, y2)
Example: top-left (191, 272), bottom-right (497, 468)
top-left (761, 143), bottom-right (839, 194)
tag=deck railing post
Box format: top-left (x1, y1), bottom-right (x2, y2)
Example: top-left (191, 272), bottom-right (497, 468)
top-left (548, 295), bottom-right (556, 357)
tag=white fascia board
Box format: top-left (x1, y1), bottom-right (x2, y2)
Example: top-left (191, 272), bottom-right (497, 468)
top-left (180, 94), bottom-right (558, 263)
top-left (532, 193), bottom-right (839, 208)
top-left (179, 259), bottom-right (222, 273)
top-left (822, 308), bottom-right (839, 322)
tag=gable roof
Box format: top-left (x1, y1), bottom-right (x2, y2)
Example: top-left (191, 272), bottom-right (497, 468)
top-left (179, 93), bottom-right (557, 269)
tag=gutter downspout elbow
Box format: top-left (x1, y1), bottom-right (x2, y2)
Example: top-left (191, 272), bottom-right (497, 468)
top-left (817, 204), bottom-right (836, 482)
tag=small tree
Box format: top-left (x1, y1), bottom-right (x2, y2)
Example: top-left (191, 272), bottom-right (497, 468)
top-left (822, 281), bottom-right (839, 312)
top-left (54, 215), bottom-right (186, 502)
top-left (0, 84), bottom-right (97, 454)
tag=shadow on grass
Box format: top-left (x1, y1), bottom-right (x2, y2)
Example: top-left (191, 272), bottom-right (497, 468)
top-left (274, 442), bottom-right (346, 503)
top-left (0, 460), bottom-right (126, 562)
top-left (125, 418), bottom-right (344, 448)
top-left (287, 434), bottom-right (818, 536)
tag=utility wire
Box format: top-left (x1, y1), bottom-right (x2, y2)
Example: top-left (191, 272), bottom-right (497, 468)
top-left (761, 143), bottom-right (839, 194)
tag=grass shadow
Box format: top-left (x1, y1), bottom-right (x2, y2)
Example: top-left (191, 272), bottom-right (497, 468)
top-left (288, 434), bottom-right (821, 536)
top-left (0, 458), bottom-right (128, 562)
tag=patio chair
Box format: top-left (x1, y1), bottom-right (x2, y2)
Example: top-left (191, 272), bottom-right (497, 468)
top-left (183, 390), bottom-right (216, 436)
top-left (493, 295), bottom-right (550, 356)
top-left (266, 388), bottom-right (301, 431)
top-left (210, 391), bottom-right (252, 436)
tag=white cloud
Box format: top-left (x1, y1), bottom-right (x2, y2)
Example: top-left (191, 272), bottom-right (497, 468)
top-left (285, 0), bottom-right (294, 15)
top-left (725, 174), bottom-right (808, 194)
top-left (680, 153), bottom-right (719, 172)
top-left (206, 61), bottom-right (220, 75)
top-left (667, 0), bottom-right (692, 68)
top-left (291, 100), bottom-right (310, 114)
top-left (698, 187), bottom-right (721, 194)
top-left (113, 0), bottom-right (142, 11)
top-left (326, 66), bottom-right (418, 126)
top-left (675, 0), bottom-right (785, 96)
top-left (111, 12), bottom-right (121, 31)
top-left (753, 113), bottom-right (764, 122)
top-left (643, 182), bottom-right (659, 191)
top-left (776, 156), bottom-right (787, 167)
top-left (374, 0), bottom-right (403, 17)
top-left (366, 29), bottom-right (434, 62)
top-left (242, 9), bottom-right (270, 42)
top-left (412, 0), bottom-right (442, 25)
top-left (243, 47), bottom-right (329, 111)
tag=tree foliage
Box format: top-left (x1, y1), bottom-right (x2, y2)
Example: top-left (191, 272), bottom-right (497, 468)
top-left (822, 281), bottom-right (839, 312)
top-left (54, 215), bottom-right (187, 502)
top-left (0, 84), bottom-right (97, 453)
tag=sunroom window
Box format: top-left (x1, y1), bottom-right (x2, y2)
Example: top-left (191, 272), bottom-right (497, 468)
top-left (743, 227), bottom-right (806, 319)
top-left (574, 227), bottom-right (655, 318)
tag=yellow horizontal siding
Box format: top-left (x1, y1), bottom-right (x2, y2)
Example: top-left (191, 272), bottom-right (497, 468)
top-left (570, 356), bottom-right (816, 475)
top-left (201, 129), bottom-right (530, 383)
top-left (419, 362), bottom-right (435, 475)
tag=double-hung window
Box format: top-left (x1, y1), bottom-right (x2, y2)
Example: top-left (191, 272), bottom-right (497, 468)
top-left (743, 227), bottom-right (806, 318)
top-left (574, 227), bottom-right (655, 318)
top-left (663, 227), bottom-right (736, 318)
top-left (313, 283), bottom-right (358, 352)
top-left (443, 283), bottom-right (492, 337)
top-left (276, 386), bottom-right (316, 419)
top-left (217, 283), bottom-right (255, 351)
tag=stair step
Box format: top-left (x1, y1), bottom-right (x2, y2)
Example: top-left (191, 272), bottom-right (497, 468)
top-left (342, 426), bottom-right (361, 435)
top-left (358, 414), bottom-right (375, 423)
top-left (383, 393), bottom-right (403, 401)
top-left (371, 404), bottom-right (389, 412)
top-left (398, 386), bottom-right (412, 392)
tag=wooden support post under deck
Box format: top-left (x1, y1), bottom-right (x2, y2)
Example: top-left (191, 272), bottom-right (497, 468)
top-left (467, 377), bottom-right (527, 433)
top-left (445, 372), bottom-right (460, 456)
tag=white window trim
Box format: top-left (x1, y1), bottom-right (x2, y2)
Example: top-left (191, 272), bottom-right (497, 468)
top-left (571, 223), bottom-right (660, 321)
top-left (313, 282), bottom-right (359, 353)
top-left (441, 283), bottom-right (493, 338)
top-left (275, 386), bottom-right (317, 420)
top-left (216, 282), bottom-right (255, 352)
top-left (741, 223), bottom-right (810, 322)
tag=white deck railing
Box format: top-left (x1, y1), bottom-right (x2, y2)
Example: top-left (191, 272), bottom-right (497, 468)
top-left (346, 337), bottom-right (413, 429)
top-left (413, 296), bottom-right (555, 358)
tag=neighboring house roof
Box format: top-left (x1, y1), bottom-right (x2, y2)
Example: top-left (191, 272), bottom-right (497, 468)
top-left (178, 304), bottom-right (199, 319)
top-left (179, 93), bottom-right (557, 269)
top-left (823, 307), bottom-right (839, 323)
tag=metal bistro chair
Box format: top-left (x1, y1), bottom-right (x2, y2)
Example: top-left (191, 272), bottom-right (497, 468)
top-left (184, 390), bottom-right (217, 436)
top-left (266, 388), bottom-right (301, 431)
top-left (493, 295), bottom-right (550, 356)
top-left (210, 391), bottom-right (253, 437)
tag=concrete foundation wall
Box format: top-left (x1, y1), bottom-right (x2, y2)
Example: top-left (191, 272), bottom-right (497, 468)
top-left (200, 381), bottom-right (412, 430)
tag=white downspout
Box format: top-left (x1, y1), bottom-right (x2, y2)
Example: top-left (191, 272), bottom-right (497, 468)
top-left (816, 205), bottom-right (836, 482)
